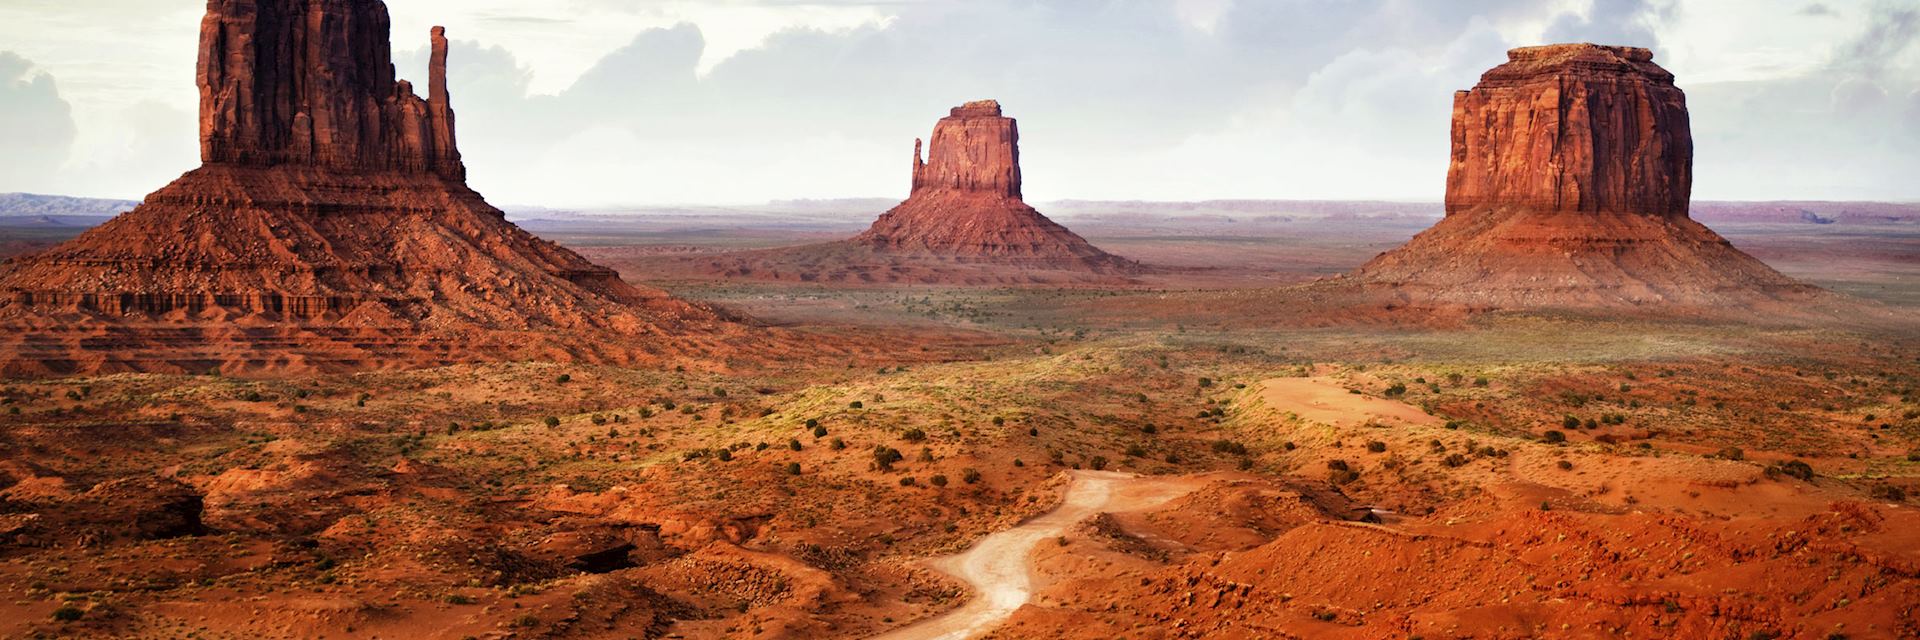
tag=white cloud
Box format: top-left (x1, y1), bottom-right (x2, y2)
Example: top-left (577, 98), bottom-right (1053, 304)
top-left (1, 0), bottom-right (1914, 203)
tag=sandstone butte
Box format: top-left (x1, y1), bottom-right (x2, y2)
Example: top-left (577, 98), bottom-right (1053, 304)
top-left (854, 100), bottom-right (1136, 272)
top-left (1354, 43), bottom-right (1824, 310)
top-left (0, 0), bottom-right (759, 376)
top-left (654, 100), bottom-right (1139, 286)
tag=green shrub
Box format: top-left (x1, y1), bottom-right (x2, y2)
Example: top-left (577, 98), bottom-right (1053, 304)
top-left (1365, 441), bottom-right (1388, 453)
top-left (785, 462), bottom-right (803, 476)
top-left (872, 446), bottom-right (904, 470)
top-left (930, 475), bottom-right (949, 487)
top-left (788, 439), bottom-right (803, 451)
top-left (543, 416), bottom-right (561, 428)
top-left (555, 374), bottom-right (571, 384)
top-left (902, 428), bottom-right (927, 443)
top-left (1542, 431), bottom-right (1567, 444)
top-left (962, 468), bottom-right (982, 484)
top-left (715, 449), bottom-right (733, 462)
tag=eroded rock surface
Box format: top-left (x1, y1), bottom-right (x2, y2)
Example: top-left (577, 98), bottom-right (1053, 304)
top-left (0, 0), bottom-right (755, 375)
top-left (1355, 44), bottom-right (1822, 311)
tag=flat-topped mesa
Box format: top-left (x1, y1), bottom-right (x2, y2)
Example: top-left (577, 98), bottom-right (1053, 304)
top-left (198, 0), bottom-right (464, 180)
top-left (1445, 43), bottom-right (1690, 218)
top-left (910, 99), bottom-right (1022, 199)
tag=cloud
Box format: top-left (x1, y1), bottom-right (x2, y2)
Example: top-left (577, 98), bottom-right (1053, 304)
top-left (1687, 2), bottom-right (1920, 200)
top-left (1543, 0), bottom-right (1669, 48)
top-left (1799, 3), bottom-right (1838, 17)
top-left (0, 52), bottom-right (77, 193)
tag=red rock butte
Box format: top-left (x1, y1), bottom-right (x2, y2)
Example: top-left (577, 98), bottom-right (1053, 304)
top-left (851, 100), bottom-right (1136, 272)
top-left (646, 100), bottom-right (1139, 285)
top-left (1354, 44), bottom-right (1822, 310)
top-left (0, 0), bottom-right (756, 375)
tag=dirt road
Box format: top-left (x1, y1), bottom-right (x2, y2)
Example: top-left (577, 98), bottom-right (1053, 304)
top-left (872, 471), bottom-right (1199, 640)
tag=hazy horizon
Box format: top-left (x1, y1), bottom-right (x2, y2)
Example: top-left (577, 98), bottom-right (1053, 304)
top-left (3, 0), bottom-right (1917, 206)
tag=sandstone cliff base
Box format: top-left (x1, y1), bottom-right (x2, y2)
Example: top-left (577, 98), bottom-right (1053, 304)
top-left (1353, 206), bottom-right (1826, 310)
top-left (0, 166), bottom-right (764, 375)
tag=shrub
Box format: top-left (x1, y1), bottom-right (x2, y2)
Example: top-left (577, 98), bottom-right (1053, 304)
top-left (902, 428), bottom-right (928, 443)
top-left (1384, 383), bottom-right (1407, 397)
top-left (715, 449), bottom-right (733, 462)
top-left (1089, 456), bottom-right (1109, 471)
top-left (242, 391), bottom-right (263, 402)
top-left (962, 468), bottom-right (982, 484)
top-left (1868, 484), bottom-right (1906, 502)
top-left (1328, 469), bottom-right (1360, 485)
top-left (1013, 459), bottom-right (1026, 467)
top-left (1125, 444), bottom-right (1147, 458)
top-left (544, 416), bottom-right (561, 428)
top-left (1365, 441), bottom-right (1388, 453)
top-left (930, 475), bottom-right (949, 487)
top-left (1542, 431), bottom-right (1567, 444)
top-left (849, 401), bottom-right (865, 409)
top-left (1556, 460), bottom-right (1574, 471)
top-left (873, 446), bottom-right (904, 470)
top-left (785, 462), bottom-right (803, 476)
top-left (1028, 427), bottom-right (1039, 437)
top-left (1198, 378), bottom-right (1214, 388)
top-left (829, 438), bottom-right (846, 451)
top-left (1716, 447), bottom-right (1745, 461)
top-left (51, 605), bottom-right (83, 622)
top-left (1211, 440), bottom-right (1249, 456)
top-left (1443, 454), bottom-right (1469, 468)
top-left (992, 416), bottom-right (1005, 426)
top-left (1142, 423), bottom-right (1158, 434)
top-left (805, 418), bottom-right (820, 429)
top-left (1325, 459), bottom-right (1351, 472)
top-left (1283, 441), bottom-right (1297, 451)
top-left (813, 425), bottom-right (829, 438)
top-left (788, 439), bottom-right (803, 451)
top-left (555, 374), bottom-right (571, 384)
top-left (1768, 460), bottom-right (1815, 481)
top-left (1474, 377), bottom-right (1490, 387)
top-left (1562, 415), bottom-right (1581, 430)
top-left (899, 477), bottom-right (917, 487)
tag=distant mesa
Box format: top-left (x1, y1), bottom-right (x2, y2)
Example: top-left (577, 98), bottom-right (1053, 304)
top-left (1353, 43), bottom-right (1825, 310)
top-left (640, 100), bottom-right (1141, 285)
top-left (0, 0), bottom-right (751, 375)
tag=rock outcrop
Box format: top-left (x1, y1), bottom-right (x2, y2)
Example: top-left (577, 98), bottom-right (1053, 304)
top-left (1355, 44), bottom-right (1821, 310)
top-left (635, 100), bottom-right (1139, 285)
top-left (850, 101), bottom-right (1137, 273)
top-left (0, 0), bottom-right (756, 375)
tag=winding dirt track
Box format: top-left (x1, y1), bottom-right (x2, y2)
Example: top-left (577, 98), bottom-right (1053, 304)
top-left (872, 471), bottom-right (1200, 640)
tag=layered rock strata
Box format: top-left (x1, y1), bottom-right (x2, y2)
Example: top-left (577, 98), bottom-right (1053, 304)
top-left (1355, 44), bottom-right (1819, 310)
top-left (850, 100), bottom-right (1135, 272)
top-left (0, 0), bottom-right (748, 375)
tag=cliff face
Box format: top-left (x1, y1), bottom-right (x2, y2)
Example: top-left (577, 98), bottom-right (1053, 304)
top-left (1444, 44), bottom-right (1691, 218)
top-left (910, 100), bottom-right (1023, 199)
top-left (198, 0), bottom-right (463, 180)
top-left (0, 0), bottom-right (756, 375)
top-left (1356, 44), bottom-right (1820, 311)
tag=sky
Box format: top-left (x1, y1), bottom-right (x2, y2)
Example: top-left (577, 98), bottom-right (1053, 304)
top-left (1, 0), bottom-right (1916, 206)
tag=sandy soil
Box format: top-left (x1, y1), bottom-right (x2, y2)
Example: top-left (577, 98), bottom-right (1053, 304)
top-left (873, 471), bottom-right (1201, 640)
top-left (1255, 376), bottom-right (1443, 428)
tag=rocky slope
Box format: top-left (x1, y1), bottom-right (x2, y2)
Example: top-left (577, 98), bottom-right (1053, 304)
top-left (0, 0), bottom-right (758, 375)
top-left (1354, 44), bottom-right (1825, 311)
